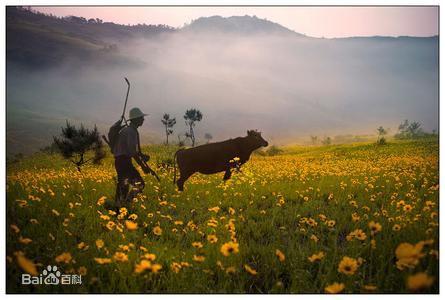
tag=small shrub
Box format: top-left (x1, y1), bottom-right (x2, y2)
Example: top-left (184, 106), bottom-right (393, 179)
top-left (265, 145), bottom-right (283, 156)
top-left (377, 136), bottom-right (386, 145)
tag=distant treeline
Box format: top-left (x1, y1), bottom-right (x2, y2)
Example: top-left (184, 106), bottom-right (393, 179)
top-left (8, 7), bottom-right (176, 37)
top-left (309, 119), bottom-right (437, 146)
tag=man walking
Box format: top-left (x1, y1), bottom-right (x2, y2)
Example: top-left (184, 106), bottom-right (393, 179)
top-left (113, 107), bottom-right (151, 207)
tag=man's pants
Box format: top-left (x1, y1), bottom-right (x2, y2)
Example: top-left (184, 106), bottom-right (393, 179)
top-left (114, 156), bottom-right (145, 206)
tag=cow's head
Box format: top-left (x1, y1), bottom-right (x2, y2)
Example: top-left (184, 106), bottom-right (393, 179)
top-left (247, 130), bottom-right (269, 147)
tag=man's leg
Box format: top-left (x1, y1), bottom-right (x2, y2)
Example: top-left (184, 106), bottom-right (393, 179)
top-left (125, 169), bottom-right (145, 203)
top-left (116, 178), bottom-right (130, 207)
top-left (125, 181), bottom-right (144, 203)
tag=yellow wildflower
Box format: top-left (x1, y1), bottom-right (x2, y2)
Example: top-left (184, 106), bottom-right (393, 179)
top-left (207, 234), bottom-right (218, 243)
top-left (363, 285), bottom-right (377, 291)
top-left (325, 282), bottom-right (345, 294)
top-left (338, 256), bottom-right (358, 275)
top-left (97, 196), bottom-right (106, 206)
top-left (125, 220), bottom-right (138, 231)
top-left (10, 224), bottom-right (20, 233)
top-left (351, 213), bottom-right (360, 222)
top-left (55, 252), bottom-right (72, 264)
top-left (347, 229), bottom-right (367, 241)
top-left (395, 242), bottom-right (425, 270)
top-left (171, 262), bottom-right (182, 273)
top-left (150, 263), bottom-right (163, 273)
top-left (128, 213), bottom-right (138, 220)
top-left (77, 242), bottom-right (88, 250)
top-left (78, 266), bottom-right (87, 276)
top-left (143, 253), bottom-right (156, 261)
top-left (113, 252), bottom-right (128, 262)
top-left (19, 236), bottom-right (32, 244)
top-left (392, 224), bottom-right (401, 231)
top-left (95, 239), bottom-right (104, 249)
top-left (193, 255), bottom-right (205, 262)
top-left (403, 204), bottom-right (413, 212)
top-left (192, 242), bottom-right (203, 249)
top-left (406, 272), bottom-right (434, 291)
top-left (153, 226), bottom-right (162, 236)
top-left (327, 220), bottom-right (336, 228)
top-left (368, 221), bottom-right (382, 235)
top-left (208, 206), bottom-right (220, 213)
top-left (134, 259), bottom-right (162, 274)
top-left (308, 251), bottom-right (325, 263)
top-left (244, 264), bottom-right (257, 275)
top-left (275, 249), bottom-right (285, 262)
top-left (16, 253), bottom-right (38, 276)
top-left (94, 258), bottom-right (112, 264)
top-left (106, 221), bottom-right (115, 231)
top-left (220, 241), bottom-right (239, 256)
top-left (310, 234), bottom-right (319, 243)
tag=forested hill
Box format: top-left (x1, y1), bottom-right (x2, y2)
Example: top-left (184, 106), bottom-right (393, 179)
top-left (6, 7), bottom-right (175, 69)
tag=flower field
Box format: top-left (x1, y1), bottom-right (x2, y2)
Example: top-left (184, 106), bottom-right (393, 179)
top-left (6, 138), bottom-right (439, 293)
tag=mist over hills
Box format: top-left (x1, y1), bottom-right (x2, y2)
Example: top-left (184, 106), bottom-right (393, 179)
top-left (6, 7), bottom-right (438, 156)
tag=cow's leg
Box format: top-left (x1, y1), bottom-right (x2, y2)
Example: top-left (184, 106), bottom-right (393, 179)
top-left (177, 171), bottom-right (194, 191)
top-left (223, 168), bottom-right (232, 181)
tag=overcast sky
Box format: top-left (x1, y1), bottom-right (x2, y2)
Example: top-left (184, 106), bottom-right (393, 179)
top-left (33, 6), bottom-right (438, 38)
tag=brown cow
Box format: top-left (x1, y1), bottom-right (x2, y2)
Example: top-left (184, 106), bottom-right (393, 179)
top-left (173, 130), bottom-right (269, 191)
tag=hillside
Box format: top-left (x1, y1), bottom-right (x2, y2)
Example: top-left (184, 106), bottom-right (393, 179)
top-left (7, 8), bottom-right (309, 70)
top-left (6, 7), bottom-right (175, 69)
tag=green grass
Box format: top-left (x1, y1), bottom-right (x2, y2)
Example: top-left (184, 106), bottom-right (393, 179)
top-left (6, 138), bottom-right (439, 293)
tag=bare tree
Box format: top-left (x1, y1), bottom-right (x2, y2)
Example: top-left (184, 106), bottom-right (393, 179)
top-left (395, 120), bottom-right (424, 139)
top-left (321, 136), bottom-right (331, 145)
top-left (161, 113), bottom-right (176, 145)
top-left (377, 126), bottom-right (388, 145)
top-left (184, 108), bottom-right (203, 147)
top-left (310, 135), bottom-right (318, 145)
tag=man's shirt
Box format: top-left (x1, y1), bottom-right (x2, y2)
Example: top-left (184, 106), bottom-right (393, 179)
top-left (113, 125), bottom-right (139, 158)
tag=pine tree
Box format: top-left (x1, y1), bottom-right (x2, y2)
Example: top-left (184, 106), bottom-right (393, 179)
top-left (53, 121), bottom-right (105, 172)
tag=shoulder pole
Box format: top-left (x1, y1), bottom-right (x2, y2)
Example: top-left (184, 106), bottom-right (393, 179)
top-left (122, 77), bottom-right (130, 126)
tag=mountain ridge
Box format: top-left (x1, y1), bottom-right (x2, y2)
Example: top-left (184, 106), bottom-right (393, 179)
top-left (182, 15), bottom-right (307, 37)
top-left (7, 7), bottom-right (437, 71)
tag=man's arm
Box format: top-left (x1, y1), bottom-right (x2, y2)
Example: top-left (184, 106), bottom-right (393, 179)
top-left (133, 154), bottom-right (149, 173)
top-left (128, 128), bottom-right (159, 180)
top-left (128, 136), bottom-right (149, 173)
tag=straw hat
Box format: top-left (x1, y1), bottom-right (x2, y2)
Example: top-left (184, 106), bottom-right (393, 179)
top-left (128, 107), bottom-right (148, 120)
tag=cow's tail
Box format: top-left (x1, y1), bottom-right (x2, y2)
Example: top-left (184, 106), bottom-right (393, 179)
top-left (173, 149), bottom-right (181, 184)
